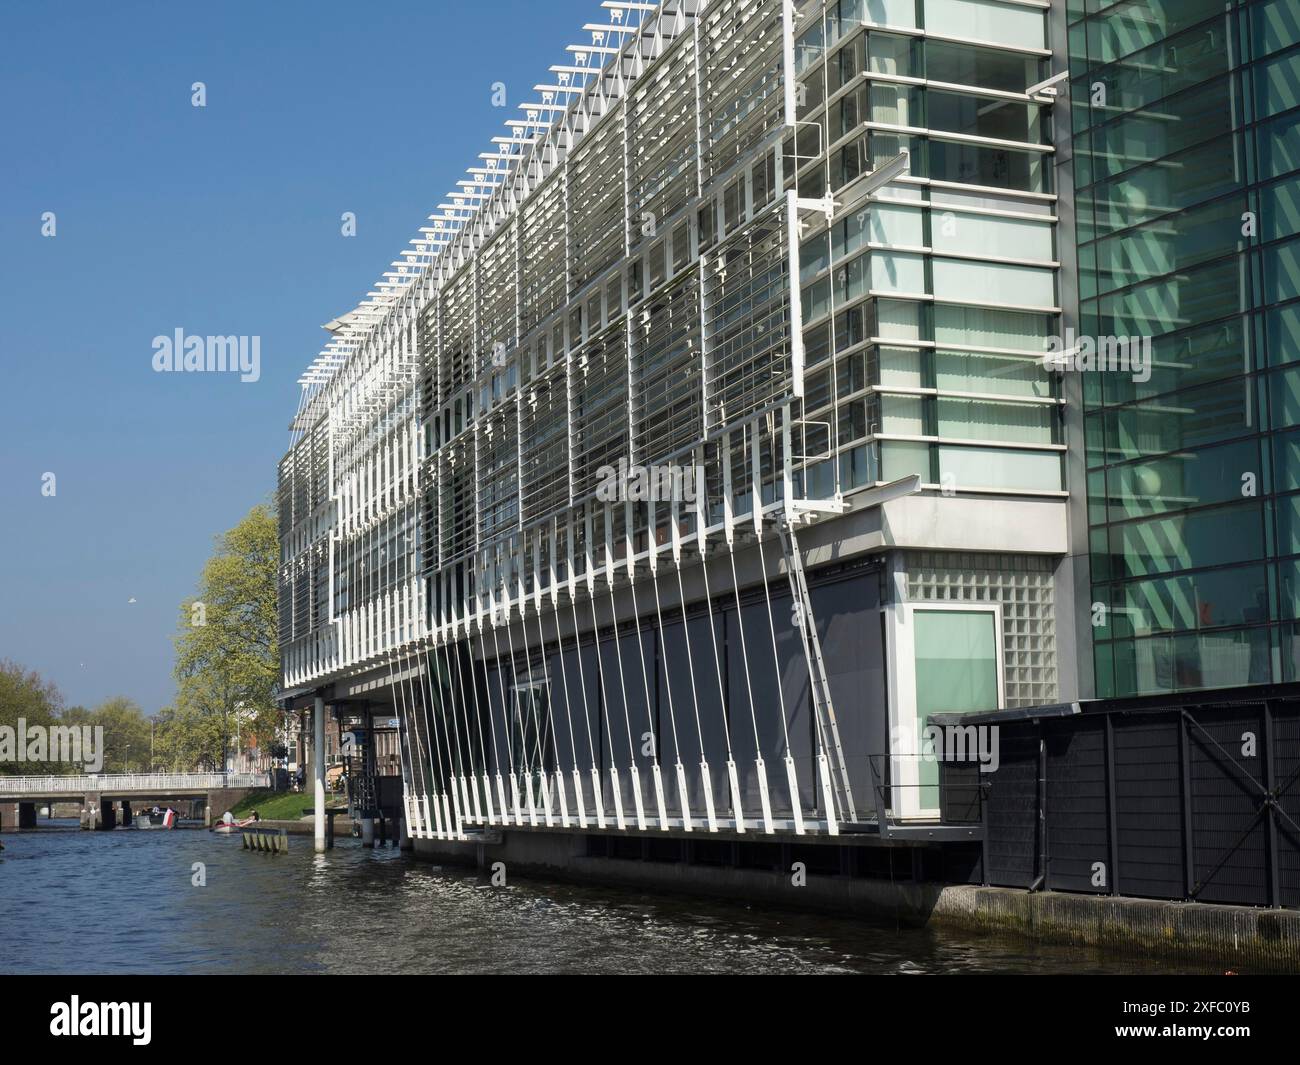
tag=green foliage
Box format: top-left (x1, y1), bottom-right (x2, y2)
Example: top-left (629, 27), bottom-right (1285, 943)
top-left (161, 502), bottom-right (281, 771)
top-left (0, 659), bottom-right (64, 775)
top-left (0, 663), bottom-right (154, 774)
top-left (93, 696), bottom-right (153, 773)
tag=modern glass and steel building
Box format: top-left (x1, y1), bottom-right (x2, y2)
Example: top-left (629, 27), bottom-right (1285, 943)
top-left (1070, 0), bottom-right (1300, 697)
top-left (284, 0), bottom-right (1300, 854)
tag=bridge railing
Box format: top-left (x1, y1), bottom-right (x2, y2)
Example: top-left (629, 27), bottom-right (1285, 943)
top-left (0, 772), bottom-right (270, 795)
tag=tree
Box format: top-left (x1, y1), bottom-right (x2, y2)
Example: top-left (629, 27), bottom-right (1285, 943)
top-left (91, 697), bottom-right (152, 773)
top-left (171, 503), bottom-right (280, 770)
top-left (0, 660), bottom-right (64, 775)
top-left (153, 702), bottom-right (220, 772)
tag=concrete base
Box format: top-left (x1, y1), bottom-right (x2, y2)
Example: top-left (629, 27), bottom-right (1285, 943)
top-left (931, 885), bottom-right (1300, 972)
top-left (1, 801), bottom-right (42, 830)
top-left (412, 830), bottom-right (1300, 971)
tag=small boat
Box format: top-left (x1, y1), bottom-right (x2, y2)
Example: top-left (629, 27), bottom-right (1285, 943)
top-left (211, 815), bottom-right (258, 834)
top-left (136, 807), bottom-right (177, 830)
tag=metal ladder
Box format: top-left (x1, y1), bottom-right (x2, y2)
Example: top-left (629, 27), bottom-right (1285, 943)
top-left (775, 518), bottom-right (857, 823)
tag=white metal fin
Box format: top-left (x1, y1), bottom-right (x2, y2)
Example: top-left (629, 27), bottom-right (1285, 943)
top-left (785, 754), bottom-right (805, 835)
top-left (701, 760), bottom-right (719, 832)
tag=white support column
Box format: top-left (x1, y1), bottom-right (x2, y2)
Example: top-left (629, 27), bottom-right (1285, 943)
top-left (313, 694), bottom-right (326, 853)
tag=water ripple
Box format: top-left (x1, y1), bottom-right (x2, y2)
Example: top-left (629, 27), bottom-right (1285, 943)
top-left (0, 825), bottom-right (1188, 974)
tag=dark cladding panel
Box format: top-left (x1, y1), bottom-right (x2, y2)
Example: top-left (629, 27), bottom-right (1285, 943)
top-left (657, 612), bottom-right (733, 818)
top-left (1189, 705), bottom-right (1268, 907)
top-left (1045, 721), bottom-right (1110, 894)
top-left (1112, 712), bottom-right (1184, 900)
top-left (770, 585), bottom-right (816, 814)
top-left (549, 635), bottom-right (604, 818)
top-left (811, 570), bottom-right (885, 820)
top-left (980, 691), bottom-right (1300, 907)
top-left (728, 596), bottom-right (801, 819)
top-left (1274, 700), bottom-right (1300, 908)
top-left (597, 625), bottom-right (657, 817)
top-left (482, 656), bottom-right (516, 784)
top-left (982, 731), bottom-right (1038, 888)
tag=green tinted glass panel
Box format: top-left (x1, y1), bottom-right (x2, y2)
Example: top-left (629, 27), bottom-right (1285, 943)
top-left (914, 609), bottom-right (998, 809)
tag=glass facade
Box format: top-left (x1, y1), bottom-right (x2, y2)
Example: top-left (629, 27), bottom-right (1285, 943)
top-left (1070, 0), bottom-right (1300, 695)
top-left (792, 0), bottom-right (1065, 501)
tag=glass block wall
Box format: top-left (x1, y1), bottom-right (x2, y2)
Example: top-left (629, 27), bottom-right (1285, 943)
top-left (904, 550), bottom-right (1058, 706)
top-left (1070, 0), bottom-right (1300, 696)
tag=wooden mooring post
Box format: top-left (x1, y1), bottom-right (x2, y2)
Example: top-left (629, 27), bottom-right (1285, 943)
top-left (241, 826), bottom-right (289, 854)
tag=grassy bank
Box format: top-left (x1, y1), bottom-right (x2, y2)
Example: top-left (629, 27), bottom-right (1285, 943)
top-left (226, 789), bottom-right (344, 821)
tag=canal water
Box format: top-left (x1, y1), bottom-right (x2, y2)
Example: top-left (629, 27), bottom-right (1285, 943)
top-left (0, 823), bottom-right (1193, 974)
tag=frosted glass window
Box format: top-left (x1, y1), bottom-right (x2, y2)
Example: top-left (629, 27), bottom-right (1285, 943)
top-left (872, 251), bottom-right (927, 293)
top-left (914, 608), bottom-right (999, 804)
top-left (882, 394), bottom-right (926, 435)
top-left (865, 0), bottom-right (918, 29)
top-left (932, 258), bottom-right (1055, 306)
top-left (879, 345), bottom-right (925, 388)
top-left (868, 203), bottom-right (925, 247)
top-left (932, 212), bottom-right (1054, 262)
top-left (935, 349), bottom-right (1053, 398)
top-left (934, 304), bottom-right (1053, 351)
top-left (923, 0), bottom-right (1045, 50)
top-left (878, 298), bottom-right (924, 339)
top-left (937, 397), bottom-right (1055, 444)
top-left (870, 83), bottom-right (919, 126)
top-left (883, 440), bottom-right (931, 479)
top-left (937, 445), bottom-right (1062, 490)
top-left (869, 32), bottom-right (914, 75)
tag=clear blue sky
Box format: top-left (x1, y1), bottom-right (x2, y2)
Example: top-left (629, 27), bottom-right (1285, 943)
top-left (0, 0), bottom-right (597, 716)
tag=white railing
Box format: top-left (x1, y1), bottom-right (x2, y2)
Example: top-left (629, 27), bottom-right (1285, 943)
top-left (0, 772), bottom-right (270, 796)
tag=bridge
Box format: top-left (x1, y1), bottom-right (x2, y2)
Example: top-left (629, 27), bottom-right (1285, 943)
top-left (0, 772), bottom-right (270, 830)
